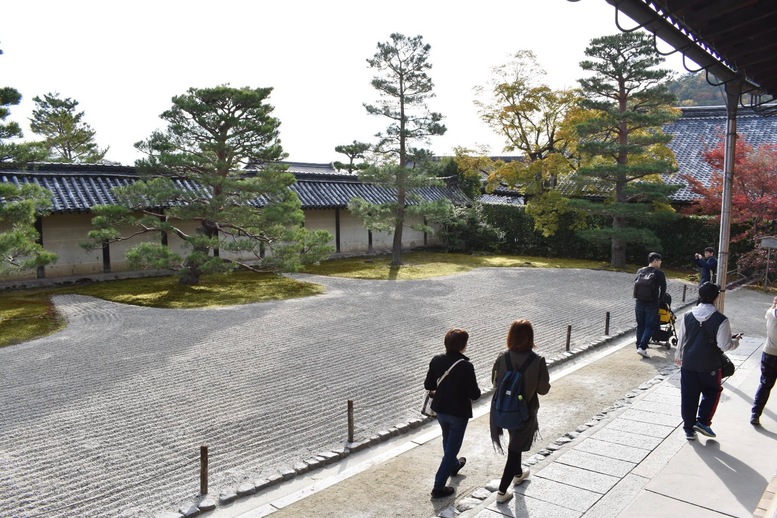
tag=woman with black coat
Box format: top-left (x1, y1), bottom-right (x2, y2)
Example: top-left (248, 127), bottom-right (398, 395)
top-left (424, 328), bottom-right (481, 499)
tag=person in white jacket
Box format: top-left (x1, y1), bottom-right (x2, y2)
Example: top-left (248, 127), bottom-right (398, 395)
top-left (751, 296), bottom-right (777, 426)
top-left (675, 282), bottom-right (741, 440)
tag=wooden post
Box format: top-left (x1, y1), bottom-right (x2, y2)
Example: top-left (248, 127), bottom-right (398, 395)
top-left (200, 445), bottom-right (208, 495)
top-left (605, 312), bottom-right (610, 336)
top-left (683, 285), bottom-right (687, 302)
top-left (566, 325), bottom-right (572, 352)
top-left (347, 400), bottom-right (354, 443)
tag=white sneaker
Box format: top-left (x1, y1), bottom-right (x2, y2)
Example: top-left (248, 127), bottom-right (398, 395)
top-left (513, 468), bottom-right (530, 485)
top-left (637, 348), bottom-right (649, 358)
top-left (496, 489), bottom-right (513, 503)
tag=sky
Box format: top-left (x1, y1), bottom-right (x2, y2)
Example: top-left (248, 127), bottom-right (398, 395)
top-left (1, 0), bottom-right (691, 166)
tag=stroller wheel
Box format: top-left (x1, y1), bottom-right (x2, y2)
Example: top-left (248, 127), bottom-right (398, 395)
top-left (671, 337), bottom-right (678, 346)
top-left (664, 342), bottom-right (671, 349)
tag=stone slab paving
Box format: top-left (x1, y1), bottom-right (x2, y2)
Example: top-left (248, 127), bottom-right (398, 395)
top-left (515, 476), bottom-right (602, 512)
top-left (554, 449), bottom-right (637, 479)
top-left (572, 439), bottom-right (653, 464)
top-left (2, 268), bottom-right (695, 517)
top-left (535, 462), bottom-right (621, 494)
top-left (603, 418), bottom-right (675, 439)
top-left (465, 333), bottom-right (771, 518)
top-left (588, 427), bottom-right (664, 451)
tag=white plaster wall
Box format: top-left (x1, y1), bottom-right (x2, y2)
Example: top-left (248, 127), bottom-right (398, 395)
top-left (304, 209), bottom-right (337, 251)
top-left (167, 220), bottom-right (199, 259)
top-left (40, 213), bottom-right (103, 276)
top-left (339, 210), bottom-right (370, 253)
top-left (371, 229), bottom-right (393, 252)
top-left (107, 217), bottom-right (163, 273)
top-left (1, 208), bottom-right (442, 281)
top-left (402, 215), bottom-right (428, 249)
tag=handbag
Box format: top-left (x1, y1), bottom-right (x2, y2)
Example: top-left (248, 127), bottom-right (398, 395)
top-left (720, 353), bottom-right (735, 378)
top-left (421, 359), bottom-right (465, 417)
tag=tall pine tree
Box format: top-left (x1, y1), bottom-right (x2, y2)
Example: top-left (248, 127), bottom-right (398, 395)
top-left (354, 33), bottom-right (448, 266)
top-left (574, 32), bottom-right (680, 268)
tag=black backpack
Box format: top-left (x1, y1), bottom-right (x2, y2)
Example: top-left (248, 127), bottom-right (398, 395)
top-left (633, 267), bottom-right (657, 302)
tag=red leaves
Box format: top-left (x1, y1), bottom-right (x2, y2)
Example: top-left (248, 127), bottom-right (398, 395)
top-left (683, 137), bottom-right (777, 243)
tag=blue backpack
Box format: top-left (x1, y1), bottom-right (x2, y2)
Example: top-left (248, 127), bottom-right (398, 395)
top-left (493, 352), bottom-right (536, 430)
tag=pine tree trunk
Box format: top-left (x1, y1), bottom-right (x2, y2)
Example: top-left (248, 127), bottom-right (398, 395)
top-left (611, 215), bottom-right (626, 268)
top-left (392, 204), bottom-right (404, 267)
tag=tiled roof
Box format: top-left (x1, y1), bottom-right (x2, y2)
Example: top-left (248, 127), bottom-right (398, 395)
top-left (0, 163), bottom-right (471, 213)
top-left (663, 105), bottom-right (777, 202)
top-left (292, 172), bottom-right (470, 209)
top-left (479, 193), bottom-right (524, 206)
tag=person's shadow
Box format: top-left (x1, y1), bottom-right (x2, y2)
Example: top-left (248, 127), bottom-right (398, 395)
top-left (690, 439), bottom-right (767, 510)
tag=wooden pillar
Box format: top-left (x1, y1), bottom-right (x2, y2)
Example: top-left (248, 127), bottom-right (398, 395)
top-left (335, 208), bottom-right (341, 253)
top-left (35, 217), bottom-right (45, 279)
top-left (102, 242), bottom-right (111, 273)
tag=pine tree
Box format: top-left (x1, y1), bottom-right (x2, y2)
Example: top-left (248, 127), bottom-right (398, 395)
top-left (333, 141), bottom-right (370, 174)
top-left (86, 85), bottom-right (332, 284)
top-left (0, 47), bottom-right (47, 163)
top-left (0, 182), bottom-right (58, 273)
top-left (574, 32), bottom-right (681, 268)
top-left (356, 33), bottom-right (448, 266)
top-left (29, 93), bottom-right (108, 163)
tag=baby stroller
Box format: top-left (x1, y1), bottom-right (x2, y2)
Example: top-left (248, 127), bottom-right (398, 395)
top-left (651, 293), bottom-right (678, 349)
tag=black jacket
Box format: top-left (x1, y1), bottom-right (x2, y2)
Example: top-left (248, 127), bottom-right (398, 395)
top-left (424, 352), bottom-right (481, 418)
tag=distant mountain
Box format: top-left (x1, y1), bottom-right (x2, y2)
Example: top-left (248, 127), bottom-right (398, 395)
top-left (667, 73), bottom-right (726, 107)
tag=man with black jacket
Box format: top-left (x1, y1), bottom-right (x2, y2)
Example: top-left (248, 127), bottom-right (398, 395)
top-left (693, 246), bottom-right (718, 285)
top-left (675, 282), bottom-right (741, 440)
top-left (633, 252), bottom-right (667, 358)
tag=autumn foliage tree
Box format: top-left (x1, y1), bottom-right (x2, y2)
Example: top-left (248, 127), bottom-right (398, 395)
top-left (473, 50), bottom-right (578, 194)
top-left (684, 137), bottom-right (777, 275)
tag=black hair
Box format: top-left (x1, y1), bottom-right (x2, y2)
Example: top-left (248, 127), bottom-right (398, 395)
top-left (444, 328), bottom-right (469, 353)
top-left (698, 282), bottom-right (721, 304)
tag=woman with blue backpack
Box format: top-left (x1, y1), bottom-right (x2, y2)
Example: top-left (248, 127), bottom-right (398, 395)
top-left (490, 319), bottom-right (551, 504)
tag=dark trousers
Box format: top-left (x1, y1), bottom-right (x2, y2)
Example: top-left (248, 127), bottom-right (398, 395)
top-left (681, 367), bottom-right (722, 431)
top-left (753, 352), bottom-right (777, 417)
top-left (434, 413), bottom-right (468, 489)
top-left (499, 449), bottom-right (523, 493)
top-left (635, 300), bottom-right (659, 349)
